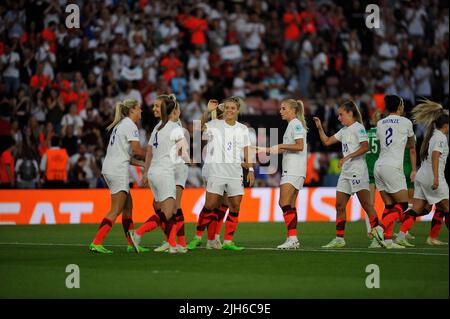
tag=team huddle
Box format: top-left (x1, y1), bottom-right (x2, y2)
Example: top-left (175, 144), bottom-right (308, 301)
top-left (88, 93), bottom-right (449, 254)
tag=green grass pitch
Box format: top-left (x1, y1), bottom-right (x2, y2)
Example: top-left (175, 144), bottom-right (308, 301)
top-left (0, 222), bottom-right (447, 299)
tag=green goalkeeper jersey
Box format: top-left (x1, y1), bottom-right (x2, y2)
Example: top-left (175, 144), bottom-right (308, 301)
top-left (366, 127), bottom-right (379, 178)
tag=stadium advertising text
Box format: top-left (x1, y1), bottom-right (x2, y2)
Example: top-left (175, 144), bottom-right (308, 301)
top-left (0, 188), bottom-right (432, 225)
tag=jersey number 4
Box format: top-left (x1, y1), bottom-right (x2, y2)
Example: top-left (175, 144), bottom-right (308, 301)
top-left (385, 127), bottom-right (393, 146)
top-left (153, 132), bottom-right (159, 148)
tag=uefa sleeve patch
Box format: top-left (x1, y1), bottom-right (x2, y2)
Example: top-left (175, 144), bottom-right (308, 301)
top-left (359, 128), bottom-right (366, 135)
top-left (294, 125), bottom-right (302, 133)
top-left (133, 130), bottom-right (139, 137)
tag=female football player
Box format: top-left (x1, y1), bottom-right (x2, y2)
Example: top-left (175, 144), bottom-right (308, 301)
top-left (395, 100), bottom-right (448, 246)
top-left (313, 100), bottom-right (381, 248)
top-left (89, 99), bottom-right (147, 254)
top-left (188, 97), bottom-right (255, 251)
top-left (129, 95), bottom-right (190, 253)
top-left (371, 95), bottom-right (417, 249)
top-left (265, 99), bottom-right (308, 249)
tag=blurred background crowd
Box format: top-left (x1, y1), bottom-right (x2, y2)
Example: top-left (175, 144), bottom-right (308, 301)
top-left (0, 0), bottom-right (448, 189)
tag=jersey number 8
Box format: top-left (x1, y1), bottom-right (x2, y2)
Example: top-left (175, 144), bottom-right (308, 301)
top-left (385, 127), bottom-right (393, 146)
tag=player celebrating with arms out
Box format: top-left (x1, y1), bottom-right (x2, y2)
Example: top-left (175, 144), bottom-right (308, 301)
top-left (395, 100), bottom-right (449, 246)
top-left (371, 95), bottom-right (417, 249)
top-left (129, 95), bottom-right (190, 253)
top-left (313, 100), bottom-right (382, 248)
top-left (188, 97), bottom-right (255, 251)
top-left (89, 99), bottom-right (147, 254)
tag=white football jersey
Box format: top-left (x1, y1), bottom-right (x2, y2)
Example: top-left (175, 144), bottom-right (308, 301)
top-left (416, 129), bottom-right (449, 182)
top-left (205, 119), bottom-right (250, 180)
top-left (376, 115), bottom-right (414, 169)
top-left (102, 117), bottom-right (140, 176)
top-left (152, 120), bottom-right (190, 168)
top-left (148, 120), bottom-right (185, 176)
top-left (334, 121), bottom-right (368, 179)
top-left (282, 118), bottom-right (307, 177)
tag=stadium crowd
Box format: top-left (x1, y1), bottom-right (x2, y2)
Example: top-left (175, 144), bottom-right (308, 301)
top-left (0, 0), bottom-right (448, 189)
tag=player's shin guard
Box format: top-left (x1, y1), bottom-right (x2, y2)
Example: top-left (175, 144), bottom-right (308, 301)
top-left (196, 207), bottom-right (216, 237)
top-left (429, 210), bottom-right (444, 239)
top-left (215, 204), bottom-right (228, 236)
top-left (207, 209), bottom-right (220, 240)
top-left (224, 211), bottom-right (239, 241)
top-left (93, 218), bottom-right (113, 245)
top-left (369, 215), bottom-right (379, 229)
top-left (381, 203), bottom-right (404, 230)
top-left (282, 205), bottom-right (297, 237)
top-left (336, 217), bottom-right (346, 238)
top-left (122, 217), bottom-right (134, 246)
top-left (136, 212), bottom-right (164, 236)
top-left (176, 209), bottom-right (186, 247)
top-left (400, 209), bottom-right (417, 233)
top-left (164, 216), bottom-right (178, 248)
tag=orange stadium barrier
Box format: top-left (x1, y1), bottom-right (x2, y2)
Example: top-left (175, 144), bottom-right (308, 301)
top-left (0, 188), bottom-right (431, 225)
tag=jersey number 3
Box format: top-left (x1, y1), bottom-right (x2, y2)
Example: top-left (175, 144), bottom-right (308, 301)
top-left (385, 127), bottom-right (393, 146)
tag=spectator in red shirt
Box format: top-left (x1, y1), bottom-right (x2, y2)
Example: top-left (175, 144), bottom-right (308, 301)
top-left (184, 8), bottom-right (208, 50)
top-left (30, 63), bottom-right (50, 92)
top-left (160, 50), bottom-right (182, 82)
top-left (0, 138), bottom-right (16, 188)
top-left (283, 2), bottom-right (301, 52)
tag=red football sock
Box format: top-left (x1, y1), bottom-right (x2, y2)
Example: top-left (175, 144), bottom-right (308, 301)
top-left (400, 209), bottom-right (417, 233)
top-left (165, 216), bottom-right (177, 247)
top-left (93, 218), bottom-right (113, 245)
top-left (282, 205), bottom-right (297, 237)
top-left (429, 210), bottom-right (444, 238)
top-left (176, 209), bottom-right (186, 247)
top-left (381, 204), bottom-right (403, 230)
top-left (136, 213), bottom-right (163, 236)
top-left (224, 211), bottom-right (239, 241)
top-left (207, 209), bottom-right (220, 240)
top-left (369, 215), bottom-right (379, 229)
top-left (215, 205), bottom-right (228, 236)
top-left (122, 217), bottom-right (134, 246)
top-left (196, 207), bottom-right (215, 237)
top-left (336, 218), bottom-right (346, 238)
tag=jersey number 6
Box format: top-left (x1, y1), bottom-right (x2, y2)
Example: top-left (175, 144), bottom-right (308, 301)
top-left (110, 127), bottom-right (118, 146)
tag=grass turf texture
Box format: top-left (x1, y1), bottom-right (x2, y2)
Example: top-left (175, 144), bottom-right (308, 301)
top-left (0, 222), bottom-right (447, 299)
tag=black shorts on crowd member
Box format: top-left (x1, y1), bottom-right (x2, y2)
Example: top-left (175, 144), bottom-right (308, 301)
top-left (0, 183), bottom-right (14, 189)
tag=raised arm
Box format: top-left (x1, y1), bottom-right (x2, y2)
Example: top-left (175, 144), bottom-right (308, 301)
top-left (201, 99), bottom-right (219, 131)
top-left (313, 117), bottom-right (338, 146)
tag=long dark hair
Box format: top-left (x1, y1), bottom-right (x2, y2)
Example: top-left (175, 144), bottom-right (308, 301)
top-left (339, 100), bottom-right (362, 124)
top-left (157, 94), bottom-right (178, 131)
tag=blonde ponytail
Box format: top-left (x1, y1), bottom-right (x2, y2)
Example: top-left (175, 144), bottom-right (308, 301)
top-left (411, 98), bottom-right (446, 162)
top-left (106, 99), bottom-right (139, 132)
top-left (295, 100), bottom-right (308, 132)
top-left (281, 98), bottom-right (309, 131)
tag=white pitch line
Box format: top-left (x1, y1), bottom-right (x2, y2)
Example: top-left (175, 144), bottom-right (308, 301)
top-left (0, 242), bottom-right (448, 256)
